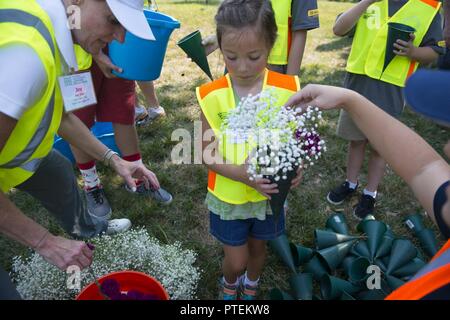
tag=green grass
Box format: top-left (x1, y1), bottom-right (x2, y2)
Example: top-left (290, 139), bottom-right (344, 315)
top-left (1, 0), bottom-right (448, 299)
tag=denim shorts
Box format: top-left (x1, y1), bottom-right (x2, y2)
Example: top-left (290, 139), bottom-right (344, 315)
top-left (209, 211), bottom-right (285, 246)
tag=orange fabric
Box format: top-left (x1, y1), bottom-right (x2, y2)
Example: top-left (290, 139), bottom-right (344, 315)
top-left (208, 170), bottom-right (217, 191)
top-left (199, 76), bottom-right (228, 100)
top-left (432, 240), bottom-right (450, 262)
top-left (406, 61), bottom-right (417, 79)
top-left (420, 0), bottom-right (440, 8)
top-left (266, 70), bottom-right (298, 91)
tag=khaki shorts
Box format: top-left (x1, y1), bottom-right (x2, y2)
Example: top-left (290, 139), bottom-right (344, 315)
top-left (336, 109), bottom-right (367, 141)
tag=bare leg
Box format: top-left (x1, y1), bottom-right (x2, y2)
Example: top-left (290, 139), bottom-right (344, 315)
top-left (346, 140), bottom-right (367, 183)
top-left (137, 81), bottom-right (159, 108)
top-left (366, 147), bottom-right (386, 193)
top-left (222, 244), bottom-right (248, 284)
top-left (112, 123), bottom-right (140, 157)
top-left (246, 237), bottom-right (267, 281)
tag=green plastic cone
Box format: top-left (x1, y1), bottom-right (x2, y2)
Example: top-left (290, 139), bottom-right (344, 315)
top-left (386, 239), bottom-right (418, 274)
top-left (304, 255), bottom-right (329, 281)
top-left (317, 241), bottom-right (356, 271)
top-left (385, 275), bottom-right (406, 291)
top-left (268, 288), bottom-right (294, 300)
top-left (289, 273), bottom-right (313, 300)
top-left (320, 275), bottom-right (360, 300)
top-left (314, 229), bottom-right (360, 250)
top-left (266, 167), bottom-right (297, 218)
top-left (177, 30), bottom-right (213, 81)
top-left (375, 229), bottom-right (395, 259)
top-left (404, 213), bottom-right (425, 235)
top-left (359, 220), bottom-right (387, 260)
top-left (416, 228), bottom-right (439, 257)
top-left (356, 214), bottom-right (376, 233)
top-left (374, 258), bottom-right (387, 273)
top-left (351, 240), bottom-right (371, 259)
top-left (268, 234), bottom-right (297, 273)
top-left (289, 242), bottom-right (314, 267)
top-left (348, 257), bottom-right (371, 283)
top-left (383, 22), bottom-right (416, 72)
top-left (391, 257), bottom-right (426, 278)
top-left (325, 212), bottom-right (350, 235)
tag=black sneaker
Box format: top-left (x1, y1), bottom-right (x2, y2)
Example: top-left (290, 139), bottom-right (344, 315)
top-left (353, 194), bottom-right (376, 220)
top-left (326, 181), bottom-right (358, 205)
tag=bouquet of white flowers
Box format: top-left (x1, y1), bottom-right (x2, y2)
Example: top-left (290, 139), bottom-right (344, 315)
top-left (222, 90), bottom-right (326, 216)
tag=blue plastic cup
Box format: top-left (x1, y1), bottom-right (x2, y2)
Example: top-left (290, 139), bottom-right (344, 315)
top-left (109, 10), bottom-right (181, 81)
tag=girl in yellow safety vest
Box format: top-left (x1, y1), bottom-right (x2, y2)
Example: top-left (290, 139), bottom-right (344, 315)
top-left (327, 0), bottom-right (444, 220)
top-left (196, 0), bottom-right (303, 300)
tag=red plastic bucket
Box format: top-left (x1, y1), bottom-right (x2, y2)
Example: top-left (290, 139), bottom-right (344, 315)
top-left (76, 271), bottom-right (169, 300)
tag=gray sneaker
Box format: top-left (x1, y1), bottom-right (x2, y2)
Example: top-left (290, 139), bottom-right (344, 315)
top-left (126, 183), bottom-right (173, 205)
top-left (85, 186), bottom-right (112, 219)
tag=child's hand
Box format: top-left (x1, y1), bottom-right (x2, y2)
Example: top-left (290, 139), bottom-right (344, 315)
top-left (393, 33), bottom-right (416, 59)
top-left (202, 35), bottom-right (219, 56)
top-left (290, 167), bottom-right (304, 190)
top-left (252, 177), bottom-right (279, 200)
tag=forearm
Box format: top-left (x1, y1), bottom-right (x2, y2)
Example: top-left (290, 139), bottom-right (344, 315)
top-left (0, 191), bottom-right (49, 249)
top-left (286, 31), bottom-right (307, 75)
top-left (58, 112), bottom-right (109, 161)
top-left (333, 0), bottom-right (374, 36)
top-left (411, 47), bottom-right (439, 65)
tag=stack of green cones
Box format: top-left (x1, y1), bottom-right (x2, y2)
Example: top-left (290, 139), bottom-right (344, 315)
top-left (342, 256), bottom-right (371, 284)
top-left (416, 228), bottom-right (439, 257)
top-left (289, 273), bottom-right (313, 300)
top-left (320, 274), bottom-right (360, 300)
top-left (268, 233), bottom-right (297, 274)
top-left (386, 239), bottom-right (418, 274)
top-left (304, 254), bottom-right (329, 281)
top-left (289, 242), bottom-right (314, 267)
top-left (326, 212), bottom-right (350, 235)
top-left (268, 288), bottom-right (294, 300)
top-left (374, 229), bottom-right (395, 259)
top-left (358, 220), bottom-right (387, 260)
top-left (314, 229), bottom-right (359, 250)
top-left (317, 241), bottom-right (356, 271)
top-left (391, 257), bottom-right (426, 279)
top-left (385, 274), bottom-right (406, 291)
top-left (351, 240), bottom-right (371, 259)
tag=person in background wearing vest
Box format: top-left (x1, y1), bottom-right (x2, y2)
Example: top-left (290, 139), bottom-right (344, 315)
top-left (285, 69), bottom-right (450, 299)
top-left (197, 0), bottom-right (303, 300)
top-left (202, 0), bottom-right (320, 76)
top-left (69, 47), bottom-right (173, 220)
top-left (0, 0), bottom-right (161, 299)
top-left (326, 0), bottom-right (444, 220)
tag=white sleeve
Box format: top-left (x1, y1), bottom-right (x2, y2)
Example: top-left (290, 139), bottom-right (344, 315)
top-left (0, 44), bottom-right (48, 120)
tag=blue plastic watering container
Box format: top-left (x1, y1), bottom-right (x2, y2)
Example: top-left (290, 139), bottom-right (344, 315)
top-left (53, 122), bottom-right (120, 164)
top-left (109, 10), bottom-right (180, 81)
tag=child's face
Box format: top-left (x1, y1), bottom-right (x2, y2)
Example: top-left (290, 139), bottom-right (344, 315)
top-left (220, 26), bottom-right (270, 85)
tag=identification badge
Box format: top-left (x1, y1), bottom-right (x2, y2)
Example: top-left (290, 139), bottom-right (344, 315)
top-left (58, 71), bottom-right (97, 112)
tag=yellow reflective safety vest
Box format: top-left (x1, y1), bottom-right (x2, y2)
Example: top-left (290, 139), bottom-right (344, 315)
top-left (196, 69), bottom-right (300, 204)
top-left (0, 0), bottom-right (63, 192)
top-left (346, 0), bottom-right (441, 87)
top-left (268, 0), bottom-right (292, 65)
top-left (74, 44), bottom-right (93, 71)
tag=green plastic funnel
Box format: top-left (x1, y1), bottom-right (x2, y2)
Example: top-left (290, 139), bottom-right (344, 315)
top-left (268, 233), bottom-right (297, 274)
top-left (320, 274), bottom-right (360, 300)
top-left (386, 239), bottom-right (418, 274)
top-left (416, 228), bottom-right (439, 257)
top-left (326, 212), bottom-right (350, 235)
top-left (317, 241), bottom-right (356, 271)
top-left (289, 273), bottom-right (313, 300)
top-left (268, 288), bottom-right (294, 300)
top-left (289, 242), bottom-right (314, 267)
top-left (404, 213), bottom-right (425, 235)
top-left (177, 30), bottom-right (213, 81)
top-left (314, 229), bottom-right (359, 250)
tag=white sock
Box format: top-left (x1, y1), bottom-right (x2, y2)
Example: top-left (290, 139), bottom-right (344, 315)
top-left (223, 276), bottom-right (239, 287)
top-left (244, 272), bottom-right (259, 287)
top-left (80, 165), bottom-right (100, 190)
top-left (363, 189), bottom-right (377, 198)
top-left (346, 180), bottom-right (358, 189)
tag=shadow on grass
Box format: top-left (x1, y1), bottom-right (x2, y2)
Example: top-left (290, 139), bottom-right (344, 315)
top-left (301, 64), bottom-right (346, 87)
top-left (316, 37), bottom-right (352, 52)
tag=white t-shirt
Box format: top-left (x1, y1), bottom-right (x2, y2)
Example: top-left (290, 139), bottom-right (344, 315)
top-left (0, 0), bottom-right (79, 120)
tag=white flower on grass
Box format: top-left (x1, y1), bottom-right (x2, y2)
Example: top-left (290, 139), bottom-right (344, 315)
top-left (11, 228), bottom-right (201, 300)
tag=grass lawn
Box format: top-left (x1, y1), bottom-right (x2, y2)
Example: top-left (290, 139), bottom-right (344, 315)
top-left (1, 0), bottom-right (448, 299)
